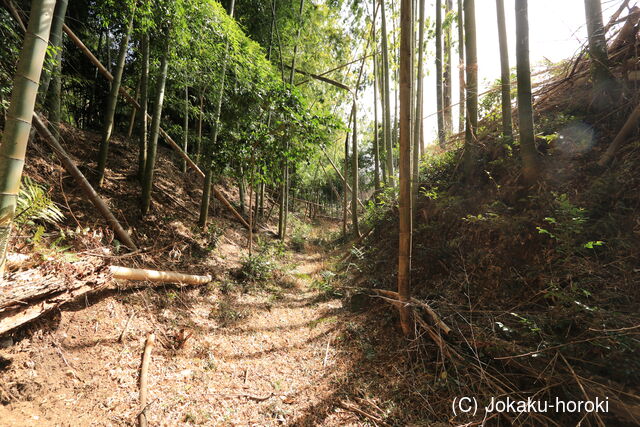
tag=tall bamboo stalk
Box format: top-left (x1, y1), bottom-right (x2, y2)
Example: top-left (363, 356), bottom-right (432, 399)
top-left (584, 0), bottom-right (613, 101)
top-left (380, 0), bottom-right (395, 187)
top-left (127, 76), bottom-right (141, 138)
top-left (413, 0), bottom-right (425, 221)
top-left (199, 0), bottom-right (236, 228)
top-left (279, 0), bottom-right (305, 241)
top-left (457, 0), bottom-right (465, 134)
top-left (398, 0), bottom-right (413, 337)
top-left (372, 0), bottom-right (381, 192)
top-left (462, 0), bottom-right (477, 177)
top-left (351, 101), bottom-right (360, 237)
top-left (44, 0), bottom-right (69, 136)
top-left (443, 0), bottom-right (453, 136)
top-left (182, 85), bottom-right (189, 173)
top-left (38, 0), bottom-right (68, 106)
top-left (515, 0), bottom-right (539, 183)
top-left (196, 91), bottom-right (204, 164)
top-left (141, 35), bottom-right (170, 215)
top-left (496, 0), bottom-right (513, 139)
top-left (97, 4), bottom-right (136, 187)
top-left (435, 0), bottom-right (445, 147)
top-left (137, 34), bottom-right (149, 181)
top-left (0, 0), bottom-right (56, 274)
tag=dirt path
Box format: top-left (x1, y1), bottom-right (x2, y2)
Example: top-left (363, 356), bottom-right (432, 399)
top-left (0, 241), bottom-right (379, 426)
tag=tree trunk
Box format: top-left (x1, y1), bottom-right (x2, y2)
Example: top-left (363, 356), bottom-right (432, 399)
top-left (41, 0), bottom-right (69, 137)
top-left (196, 91), bottom-right (204, 165)
top-left (496, 0), bottom-right (513, 139)
top-left (457, 0), bottom-right (465, 134)
top-left (259, 181), bottom-right (265, 220)
top-left (435, 0), bottom-right (445, 147)
top-left (278, 169), bottom-right (286, 237)
top-left (97, 5), bottom-right (136, 187)
top-left (584, 0), bottom-right (613, 102)
top-left (198, 166), bottom-right (213, 228)
top-left (38, 0), bottom-right (68, 106)
top-left (342, 112), bottom-right (351, 237)
top-left (239, 170), bottom-right (246, 215)
top-left (351, 101), bottom-right (360, 237)
top-left (137, 34), bottom-right (149, 181)
top-left (413, 0), bottom-right (425, 221)
top-left (279, 0), bottom-right (305, 241)
top-left (46, 46), bottom-right (63, 135)
top-left (141, 36), bottom-right (170, 216)
top-left (126, 76), bottom-right (141, 138)
top-left (199, 0), bottom-right (236, 228)
top-left (0, 0), bottom-right (56, 275)
top-left (443, 0), bottom-right (453, 136)
top-left (373, 0), bottom-right (381, 192)
top-left (515, 0), bottom-right (539, 183)
top-left (182, 85), bottom-right (189, 173)
top-left (398, 0), bottom-right (413, 337)
top-left (380, 0), bottom-right (395, 187)
top-left (462, 0), bottom-right (478, 177)
top-left (377, 48), bottom-right (387, 181)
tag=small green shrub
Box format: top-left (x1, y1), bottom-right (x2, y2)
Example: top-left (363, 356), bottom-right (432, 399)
top-left (536, 192), bottom-right (604, 255)
top-left (289, 215), bottom-right (311, 252)
top-left (238, 251), bottom-right (275, 283)
top-left (310, 270), bottom-right (341, 298)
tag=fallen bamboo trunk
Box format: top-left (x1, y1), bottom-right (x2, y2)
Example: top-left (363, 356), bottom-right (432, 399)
top-left (62, 24), bottom-right (250, 230)
top-left (110, 266), bottom-right (211, 285)
top-left (0, 264), bottom-right (211, 335)
top-left (32, 113), bottom-right (138, 251)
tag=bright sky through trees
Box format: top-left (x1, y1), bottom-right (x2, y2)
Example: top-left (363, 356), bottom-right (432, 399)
top-left (360, 0), bottom-right (620, 144)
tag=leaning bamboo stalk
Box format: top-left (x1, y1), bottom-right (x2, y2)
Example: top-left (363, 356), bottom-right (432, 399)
top-left (598, 103), bottom-right (640, 166)
top-left (110, 266), bottom-right (211, 285)
top-left (138, 333), bottom-right (155, 427)
top-left (61, 24), bottom-right (250, 230)
top-left (32, 113), bottom-right (138, 250)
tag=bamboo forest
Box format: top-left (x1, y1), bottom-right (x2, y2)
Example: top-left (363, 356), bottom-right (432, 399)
top-left (1, 0), bottom-right (640, 425)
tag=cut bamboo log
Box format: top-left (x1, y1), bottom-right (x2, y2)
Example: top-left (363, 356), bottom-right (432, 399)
top-left (62, 24), bottom-right (250, 230)
top-left (110, 266), bottom-right (211, 285)
top-left (32, 113), bottom-right (138, 251)
top-left (0, 263), bottom-right (211, 335)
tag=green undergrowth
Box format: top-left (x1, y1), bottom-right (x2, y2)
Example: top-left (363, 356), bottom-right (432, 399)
top-left (345, 89), bottom-right (640, 425)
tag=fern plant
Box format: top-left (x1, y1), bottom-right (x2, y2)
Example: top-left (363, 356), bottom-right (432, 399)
top-left (15, 176), bottom-right (64, 226)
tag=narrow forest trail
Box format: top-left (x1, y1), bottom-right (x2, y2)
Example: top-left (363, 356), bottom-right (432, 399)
top-left (0, 228), bottom-right (407, 426)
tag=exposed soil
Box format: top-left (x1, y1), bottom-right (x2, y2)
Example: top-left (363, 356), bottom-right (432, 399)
top-left (1, 127), bottom-right (423, 426)
top-left (1, 244), bottom-right (350, 426)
